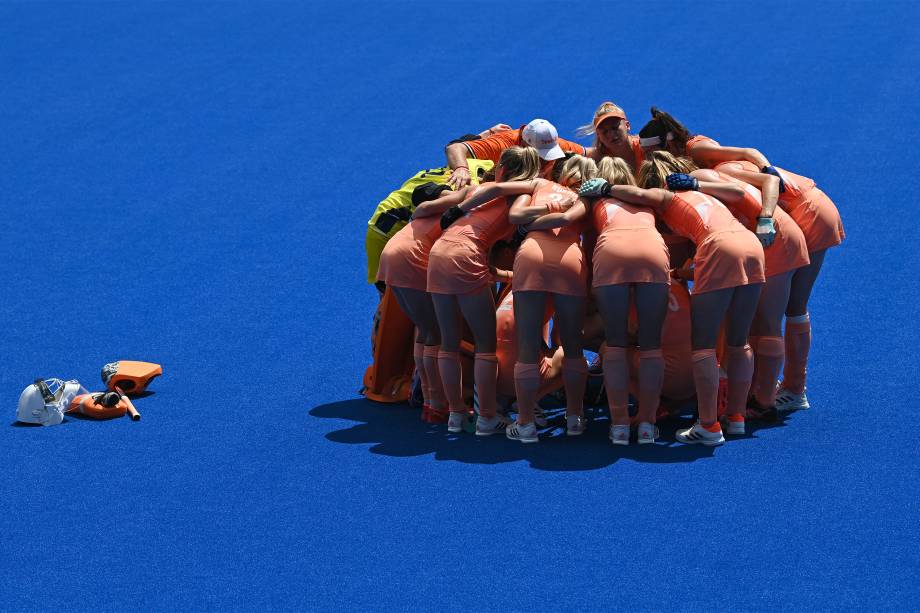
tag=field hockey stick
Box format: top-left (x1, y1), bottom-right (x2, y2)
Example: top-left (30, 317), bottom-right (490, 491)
top-left (116, 386), bottom-right (141, 421)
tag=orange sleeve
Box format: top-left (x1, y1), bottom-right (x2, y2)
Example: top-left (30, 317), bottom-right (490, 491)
top-left (631, 136), bottom-right (645, 167)
top-left (685, 135), bottom-right (719, 154)
top-left (464, 129), bottom-right (521, 163)
top-left (558, 137), bottom-right (587, 155)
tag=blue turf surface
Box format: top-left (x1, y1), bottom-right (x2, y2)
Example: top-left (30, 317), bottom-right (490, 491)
top-left (2, 1), bottom-right (919, 609)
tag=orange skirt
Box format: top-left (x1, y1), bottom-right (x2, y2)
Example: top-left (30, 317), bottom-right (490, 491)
top-left (376, 223), bottom-right (437, 291)
top-left (785, 187), bottom-right (845, 253)
top-left (513, 235), bottom-right (587, 296)
top-left (426, 236), bottom-right (491, 295)
top-left (693, 229), bottom-right (765, 294)
top-left (593, 227), bottom-right (670, 287)
top-left (763, 208), bottom-right (810, 277)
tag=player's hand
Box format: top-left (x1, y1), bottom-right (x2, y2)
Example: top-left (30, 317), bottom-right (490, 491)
top-left (479, 123), bottom-right (512, 138)
top-left (666, 173), bottom-right (699, 192)
top-left (448, 167), bottom-right (471, 190)
top-left (761, 166), bottom-right (786, 193)
top-left (578, 178), bottom-right (610, 198)
top-left (440, 206), bottom-right (465, 230)
top-left (756, 217), bottom-right (776, 247)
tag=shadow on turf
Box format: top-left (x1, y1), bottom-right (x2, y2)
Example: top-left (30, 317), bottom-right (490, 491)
top-left (310, 398), bottom-right (789, 472)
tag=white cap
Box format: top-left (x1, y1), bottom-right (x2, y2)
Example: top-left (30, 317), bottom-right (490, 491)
top-left (522, 119), bottom-right (565, 161)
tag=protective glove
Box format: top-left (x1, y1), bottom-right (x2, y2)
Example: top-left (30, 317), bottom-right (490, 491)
top-left (578, 178), bottom-right (611, 198)
top-left (760, 166), bottom-right (786, 193)
top-left (440, 206), bottom-right (465, 230)
top-left (756, 217), bottom-right (776, 247)
top-left (666, 173), bottom-right (699, 192)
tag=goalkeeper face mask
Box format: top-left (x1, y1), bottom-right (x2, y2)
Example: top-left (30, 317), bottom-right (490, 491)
top-left (17, 379), bottom-right (87, 426)
top-left (101, 361), bottom-right (162, 394)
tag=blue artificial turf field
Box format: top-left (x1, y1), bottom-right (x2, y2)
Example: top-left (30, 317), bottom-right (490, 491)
top-left (2, 1), bottom-right (919, 610)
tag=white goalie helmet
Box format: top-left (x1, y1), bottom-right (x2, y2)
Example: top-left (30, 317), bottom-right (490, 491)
top-left (17, 378), bottom-right (87, 426)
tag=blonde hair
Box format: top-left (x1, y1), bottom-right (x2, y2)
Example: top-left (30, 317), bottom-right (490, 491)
top-left (637, 151), bottom-right (697, 189)
top-left (575, 101), bottom-right (629, 160)
top-left (557, 154), bottom-right (597, 188)
top-left (596, 156), bottom-right (636, 187)
top-left (499, 146), bottom-right (541, 182)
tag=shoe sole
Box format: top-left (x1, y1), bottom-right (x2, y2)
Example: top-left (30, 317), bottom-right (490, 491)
top-left (775, 390), bottom-right (809, 411)
top-left (637, 437), bottom-right (656, 445)
top-left (610, 438), bottom-right (629, 446)
top-left (567, 430), bottom-right (585, 437)
top-left (476, 429), bottom-right (506, 437)
top-left (776, 402), bottom-right (809, 411)
top-left (675, 434), bottom-right (724, 446)
top-left (506, 434), bottom-right (538, 443)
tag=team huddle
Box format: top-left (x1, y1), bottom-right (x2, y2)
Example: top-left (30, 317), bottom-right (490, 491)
top-left (365, 103), bottom-right (844, 447)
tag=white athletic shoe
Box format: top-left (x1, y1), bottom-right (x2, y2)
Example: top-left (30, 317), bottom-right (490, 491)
top-left (534, 406), bottom-right (548, 428)
top-left (609, 425), bottom-right (630, 446)
top-left (506, 421), bottom-right (539, 443)
top-left (637, 422), bottom-right (658, 444)
top-left (675, 422), bottom-right (725, 446)
top-left (721, 416), bottom-right (745, 436)
top-left (476, 413), bottom-right (513, 437)
top-left (447, 412), bottom-right (467, 433)
top-left (775, 387), bottom-right (809, 411)
top-left (566, 414), bottom-right (587, 436)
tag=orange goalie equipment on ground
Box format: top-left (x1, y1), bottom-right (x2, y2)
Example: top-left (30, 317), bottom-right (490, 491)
top-left (68, 394), bottom-right (130, 419)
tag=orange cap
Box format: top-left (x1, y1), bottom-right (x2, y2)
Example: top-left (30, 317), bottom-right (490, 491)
top-left (593, 104), bottom-right (628, 129)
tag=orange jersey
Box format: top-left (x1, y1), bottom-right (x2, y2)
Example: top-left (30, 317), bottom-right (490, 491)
top-left (661, 191), bottom-right (744, 245)
top-left (685, 134), bottom-right (719, 159)
top-left (463, 127), bottom-right (586, 165)
top-left (376, 215), bottom-right (442, 291)
top-left (706, 167), bottom-right (764, 228)
top-left (772, 166), bottom-right (844, 252)
top-left (591, 196), bottom-right (670, 286)
top-left (593, 195), bottom-right (657, 233)
top-left (592, 135), bottom-right (645, 176)
top-left (529, 181), bottom-right (583, 240)
top-left (711, 161), bottom-right (810, 276)
top-left (774, 166), bottom-right (817, 201)
top-left (427, 196), bottom-right (514, 295)
top-left (630, 135), bottom-right (646, 170)
top-left (444, 196), bottom-right (514, 249)
top-left (512, 182), bottom-right (588, 296)
top-left (663, 192), bottom-right (764, 293)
